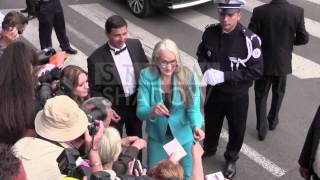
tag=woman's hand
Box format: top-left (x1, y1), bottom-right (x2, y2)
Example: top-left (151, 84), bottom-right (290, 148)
top-left (150, 103), bottom-right (170, 117)
top-left (193, 126), bottom-right (205, 141)
top-left (192, 141), bottom-right (204, 158)
top-left (121, 136), bottom-right (139, 147)
top-left (168, 152), bottom-right (181, 165)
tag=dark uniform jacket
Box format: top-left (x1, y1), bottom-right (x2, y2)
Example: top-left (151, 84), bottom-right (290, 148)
top-left (87, 38), bottom-right (148, 108)
top-left (248, 0), bottom-right (309, 76)
top-left (197, 23), bottom-right (263, 94)
top-left (299, 105), bottom-right (320, 180)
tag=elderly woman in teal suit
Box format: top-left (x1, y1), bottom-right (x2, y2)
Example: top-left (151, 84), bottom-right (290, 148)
top-left (136, 39), bottom-right (205, 180)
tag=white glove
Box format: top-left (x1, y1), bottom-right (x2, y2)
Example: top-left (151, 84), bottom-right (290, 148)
top-left (203, 68), bottom-right (225, 86)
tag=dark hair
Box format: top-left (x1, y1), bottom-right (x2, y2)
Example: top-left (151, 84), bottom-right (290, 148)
top-left (105, 15), bottom-right (127, 33)
top-left (60, 65), bottom-right (88, 104)
top-left (0, 144), bottom-right (23, 180)
top-left (0, 41), bottom-right (37, 145)
top-left (2, 11), bottom-right (28, 31)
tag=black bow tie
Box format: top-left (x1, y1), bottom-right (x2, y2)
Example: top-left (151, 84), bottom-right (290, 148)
top-left (110, 47), bottom-right (127, 55)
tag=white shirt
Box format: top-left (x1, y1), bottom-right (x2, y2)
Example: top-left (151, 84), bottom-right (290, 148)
top-left (0, 12), bottom-right (4, 32)
top-left (108, 42), bottom-right (136, 97)
top-left (313, 143), bottom-right (320, 177)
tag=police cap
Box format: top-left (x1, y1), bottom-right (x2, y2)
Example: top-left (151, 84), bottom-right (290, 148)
top-left (216, 0), bottom-right (246, 14)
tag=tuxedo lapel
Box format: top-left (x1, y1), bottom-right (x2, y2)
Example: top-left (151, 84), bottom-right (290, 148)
top-left (126, 40), bottom-right (141, 83)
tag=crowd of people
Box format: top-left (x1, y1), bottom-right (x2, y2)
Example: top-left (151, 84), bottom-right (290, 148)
top-left (0, 0), bottom-right (317, 179)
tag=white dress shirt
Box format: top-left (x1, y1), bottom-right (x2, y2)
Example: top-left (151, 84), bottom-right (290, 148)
top-left (108, 42), bottom-right (136, 97)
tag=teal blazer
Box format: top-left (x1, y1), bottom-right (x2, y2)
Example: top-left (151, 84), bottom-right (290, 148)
top-left (136, 67), bottom-right (203, 145)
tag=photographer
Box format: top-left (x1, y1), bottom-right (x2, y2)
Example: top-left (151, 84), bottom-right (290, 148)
top-left (0, 11), bottom-right (28, 56)
top-left (36, 64), bottom-right (87, 107)
top-left (57, 65), bottom-right (89, 104)
top-left (13, 95), bottom-right (105, 180)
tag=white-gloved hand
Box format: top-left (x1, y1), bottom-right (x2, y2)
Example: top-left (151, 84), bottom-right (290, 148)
top-left (203, 69), bottom-right (216, 85)
top-left (203, 68), bottom-right (225, 86)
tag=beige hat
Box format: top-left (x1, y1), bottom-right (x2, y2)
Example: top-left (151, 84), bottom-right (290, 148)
top-left (35, 95), bottom-right (88, 142)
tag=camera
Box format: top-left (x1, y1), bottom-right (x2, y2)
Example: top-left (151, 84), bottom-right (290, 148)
top-left (57, 148), bottom-right (110, 180)
top-left (57, 148), bottom-right (80, 177)
top-left (37, 47), bottom-right (56, 65)
top-left (37, 67), bottom-right (61, 106)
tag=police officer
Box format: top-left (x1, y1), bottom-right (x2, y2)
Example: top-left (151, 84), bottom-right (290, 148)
top-left (38, 0), bottom-right (77, 54)
top-left (197, 0), bottom-right (263, 178)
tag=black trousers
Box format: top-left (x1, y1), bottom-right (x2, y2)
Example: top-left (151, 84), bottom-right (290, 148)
top-left (203, 89), bottom-right (249, 162)
top-left (38, 1), bottom-right (70, 50)
top-left (111, 105), bottom-right (142, 160)
top-left (110, 105), bottom-right (142, 138)
top-left (254, 75), bottom-right (286, 134)
top-left (26, 0), bottom-right (37, 15)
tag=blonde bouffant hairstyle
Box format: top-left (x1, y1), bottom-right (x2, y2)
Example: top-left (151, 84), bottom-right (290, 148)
top-left (98, 127), bottom-right (122, 165)
top-left (150, 39), bottom-right (195, 107)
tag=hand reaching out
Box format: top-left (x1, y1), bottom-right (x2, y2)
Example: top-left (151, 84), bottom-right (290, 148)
top-left (150, 103), bottom-right (170, 117)
top-left (193, 127), bottom-right (205, 141)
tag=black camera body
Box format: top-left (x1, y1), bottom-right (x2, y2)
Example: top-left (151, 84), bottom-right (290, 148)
top-left (37, 67), bottom-right (61, 106)
top-left (56, 148), bottom-right (110, 180)
top-left (87, 106), bottom-right (107, 136)
top-left (56, 148), bottom-right (80, 177)
top-left (37, 47), bottom-right (56, 65)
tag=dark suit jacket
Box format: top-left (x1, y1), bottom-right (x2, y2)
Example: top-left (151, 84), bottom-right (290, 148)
top-left (299, 105), bottom-right (320, 180)
top-left (248, 0), bottom-right (309, 76)
top-left (87, 38), bottom-right (148, 109)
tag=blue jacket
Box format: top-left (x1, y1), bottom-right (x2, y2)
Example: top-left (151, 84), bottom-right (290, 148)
top-left (136, 67), bottom-right (203, 145)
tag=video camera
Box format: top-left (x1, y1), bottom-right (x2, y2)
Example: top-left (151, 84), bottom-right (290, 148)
top-left (37, 66), bottom-right (61, 106)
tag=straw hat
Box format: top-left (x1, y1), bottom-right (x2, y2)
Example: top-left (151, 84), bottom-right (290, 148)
top-left (35, 95), bottom-right (88, 142)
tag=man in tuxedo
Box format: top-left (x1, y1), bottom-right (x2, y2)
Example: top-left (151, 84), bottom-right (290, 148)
top-left (87, 15), bottom-right (148, 140)
top-left (248, 0), bottom-right (309, 141)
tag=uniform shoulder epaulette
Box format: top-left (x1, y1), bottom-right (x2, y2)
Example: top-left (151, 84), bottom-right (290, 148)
top-left (205, 23), bottom-right (218, 30)
top-left (239, 25), bottom-right (262, 46)
top-left (239, 25), bottom-right (254, 37)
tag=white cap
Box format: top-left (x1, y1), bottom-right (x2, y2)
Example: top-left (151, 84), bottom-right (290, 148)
top-left (216, 0), bottom-right (246, 14)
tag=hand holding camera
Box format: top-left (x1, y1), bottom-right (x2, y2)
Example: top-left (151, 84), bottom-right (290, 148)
top-left (84, 120), bottom-right (105, 151)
